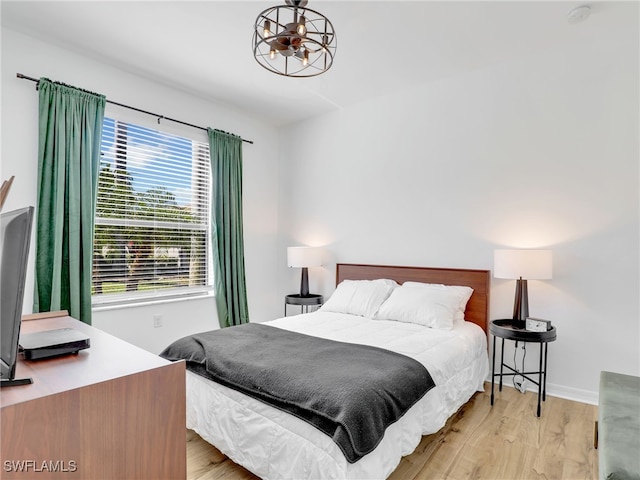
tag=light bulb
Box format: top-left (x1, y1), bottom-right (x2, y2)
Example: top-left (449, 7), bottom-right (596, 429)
top-left (269, 47), bottom-right (276, 60)
top-left (297, 16), bottom-right (307, 35)
top-left (263, 20), bottom-right (271, 38)
top-left (302, 50), bottom-right (309, 66)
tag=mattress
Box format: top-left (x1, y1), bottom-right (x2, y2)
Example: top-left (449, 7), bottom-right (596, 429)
top-left (186, 311), bottom-right (489, 480)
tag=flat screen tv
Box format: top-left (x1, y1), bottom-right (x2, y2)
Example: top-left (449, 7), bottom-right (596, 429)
top-left (1, 206), bottom-right (34, 387)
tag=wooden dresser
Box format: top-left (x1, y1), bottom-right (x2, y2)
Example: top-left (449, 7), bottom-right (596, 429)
top-left (0, 313), bottom-right (186, 479)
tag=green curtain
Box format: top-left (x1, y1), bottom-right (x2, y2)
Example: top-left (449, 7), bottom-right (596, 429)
top-left (208, 129), bottom-right (249, 328)
top-left (33, 78), bottom-right (106, 324)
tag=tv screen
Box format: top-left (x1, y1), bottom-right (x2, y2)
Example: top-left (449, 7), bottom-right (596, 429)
top-left (1, 206), bottom-right (34, 386)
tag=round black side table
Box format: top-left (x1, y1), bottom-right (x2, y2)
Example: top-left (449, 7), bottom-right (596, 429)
top-left (284, 294), bottom-right (323, 316)
top-left (490, 319), bottom-right (557, 417)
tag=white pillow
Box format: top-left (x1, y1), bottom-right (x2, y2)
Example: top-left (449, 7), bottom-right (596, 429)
top-left (374, 285), bottom-right (461, 329)
top-left (319, 279), bottom-right (397, 318)
top-left (402, 282), bottom-right (473, 322)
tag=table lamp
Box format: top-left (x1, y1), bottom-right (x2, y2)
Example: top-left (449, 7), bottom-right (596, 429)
top-left (494, 249), bottom-right (552, 327)
top-left (287, 246), bottom-right (323, 297)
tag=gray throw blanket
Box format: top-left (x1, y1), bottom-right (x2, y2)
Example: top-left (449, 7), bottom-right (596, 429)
top-left (160, 323), bottom-right (435, 463)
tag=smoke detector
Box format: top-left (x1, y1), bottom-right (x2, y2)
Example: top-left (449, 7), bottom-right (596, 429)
top-left (567, 5), bottom-right (591, 24)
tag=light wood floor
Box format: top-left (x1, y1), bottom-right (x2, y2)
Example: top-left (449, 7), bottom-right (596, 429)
top-left (186, 383), bottom-right (598, 480)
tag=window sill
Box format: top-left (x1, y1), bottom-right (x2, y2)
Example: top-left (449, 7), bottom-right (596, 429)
top-left (92, 290), bottom-right (214, 312)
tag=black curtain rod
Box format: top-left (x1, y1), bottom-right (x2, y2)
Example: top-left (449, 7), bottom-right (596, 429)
top-left (16, 73), bottom-right (253, 145)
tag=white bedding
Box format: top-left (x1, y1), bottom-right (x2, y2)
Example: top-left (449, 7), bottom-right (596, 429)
top-left (186, 312), bottom-right (489, 480)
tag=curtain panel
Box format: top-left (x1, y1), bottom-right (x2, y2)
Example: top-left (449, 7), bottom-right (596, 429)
top-left (34, 78), bottom-right (105, 324)
top-left (208, 129), bottom-right (249, 328)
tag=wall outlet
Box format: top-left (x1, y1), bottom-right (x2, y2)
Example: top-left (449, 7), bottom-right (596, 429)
top-left (153, 315), bottom-right (163, 328)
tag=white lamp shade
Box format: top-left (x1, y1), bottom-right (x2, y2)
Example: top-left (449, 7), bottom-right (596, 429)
top-left (287, 246), bottom-right (323, 268)
top-left (493, 249), bottom-right (552, 280)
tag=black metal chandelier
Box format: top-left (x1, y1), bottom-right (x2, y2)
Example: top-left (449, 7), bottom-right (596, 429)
top-left (252, 0), bottom-right (337, 78)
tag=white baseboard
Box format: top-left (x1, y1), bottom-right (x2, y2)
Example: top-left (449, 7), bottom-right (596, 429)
top-left (488, 378), bottom-right (598, 405)
top-left (546, 382), bottom-right (598, 405)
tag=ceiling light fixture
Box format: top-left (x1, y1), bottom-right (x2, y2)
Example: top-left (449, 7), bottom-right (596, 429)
top-left (252, 0), bottom-right (337, 78)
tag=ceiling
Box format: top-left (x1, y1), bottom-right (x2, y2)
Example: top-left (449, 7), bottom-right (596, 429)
top-left (2, 1), bottom-right (637, 126)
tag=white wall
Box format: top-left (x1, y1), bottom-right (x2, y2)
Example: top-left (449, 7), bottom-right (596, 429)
top-left (277, 27), bottom-right (639, 402)
top-left (3, 18), bottom-right (638, 401)
top-left (1, 28), bottom-right (282, 353)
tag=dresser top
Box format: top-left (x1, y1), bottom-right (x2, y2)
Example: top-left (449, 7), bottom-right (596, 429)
top-left (1, 314), bottom-right (174, 407)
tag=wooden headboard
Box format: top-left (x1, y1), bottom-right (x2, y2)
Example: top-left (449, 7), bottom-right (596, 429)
top-left (336, 263), bottom-right (490, 334)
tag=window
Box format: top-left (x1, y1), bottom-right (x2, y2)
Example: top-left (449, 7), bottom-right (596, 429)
top-left (92, 117), bottom-right (212, 305)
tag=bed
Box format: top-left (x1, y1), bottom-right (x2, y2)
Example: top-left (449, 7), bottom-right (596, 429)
top-left (164, 263), bottom-right (490, 479)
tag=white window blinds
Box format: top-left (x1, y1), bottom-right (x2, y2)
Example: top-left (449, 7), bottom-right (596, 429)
top-left (92, 118), bottom-right (212, 305)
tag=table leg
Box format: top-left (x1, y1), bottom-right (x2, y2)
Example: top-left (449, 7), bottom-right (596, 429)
top-left (543, 342), bottom-right (549, 401)
top-left (491, 334), bottom-right (496, 405)
top-left (537, 343), bottom-right (544, 417)
top-left (499, 338), bottom-right (505, 392)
